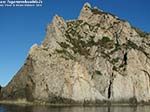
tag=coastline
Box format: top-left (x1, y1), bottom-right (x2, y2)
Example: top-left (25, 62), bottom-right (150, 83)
top-left (0, 100), bottom-right (148, 107)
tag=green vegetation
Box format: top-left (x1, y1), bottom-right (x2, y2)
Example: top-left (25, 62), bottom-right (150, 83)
top-left (91, 8), bottom-right (116, 17)
top-left (95, 70), bottom-right (103, 75)
top-left (91, 8), bottom-right (101, 15)
top-left (57, 35), bottom-right (114, 60)
top-left (91, 8), bottom-right (117, 19)
top-left (58, 42), bottom-right (70, 49)
top-left (109, 45), bottom-right (121, 55)
top-left (101, 36), bottom-right (111, 43)
top-left (119, 64), bottom-right (124, 68)
top-left (127, 40), bottom-right (146, 54)
top-left (101, 51), bottom-right (111, 59)
top-left (66, 21), bottom-right (75, 28)
top-left (100, 36), bottom-right (114, 49)
top-left (113, 66), bottom-right (117, 71)
top-left (116, 18), bottom-right (127, 23)
top-left (112, 64), bottom-right (125, 72)
top-left (127, 40), bottom-right (138, 49)
top-left (110, 58), bottom-right (120, 64)
top-left (132, 26), bottom-right (149, 37)
top-left (96, 23), bottom-right (101, 27)
top-left (81, 22), bottom-right (95, 31)
top-left (0, 100), bottom-right (141, 106)
top-left (65, 33), bottom-right (90, 56)
top-left (57, 19), bottom-right (115, 60)
top-left (56, 49), bottom-right (75, 60)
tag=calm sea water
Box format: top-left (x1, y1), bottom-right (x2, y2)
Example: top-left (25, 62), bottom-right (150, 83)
top-left (0, 104), bottom-right (150, 112)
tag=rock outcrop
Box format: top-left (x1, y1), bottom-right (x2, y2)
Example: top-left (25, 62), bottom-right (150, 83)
top-left (1, 2), bottom-right (150, 104)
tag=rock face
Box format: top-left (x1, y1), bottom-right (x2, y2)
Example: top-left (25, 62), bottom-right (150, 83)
top-left (1, 2), bottom-right (150, 104)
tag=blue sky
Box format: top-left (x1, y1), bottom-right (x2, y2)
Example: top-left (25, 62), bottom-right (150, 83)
top-left (0, 0), bottom-right (150, 86)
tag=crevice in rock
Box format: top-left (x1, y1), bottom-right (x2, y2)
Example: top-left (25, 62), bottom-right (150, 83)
top-left (114, 32), bottom-right (119, 46)
top-left (108, 81), bottom-right (112, 99)
top-left (142, 70), bottom-right (150, 77)
top-left (114, 25), bottom-right (123, 47)
top-left (45, 83), bottom-right (49, 92)
top-left (25, 75), bottom-right (35, 101)
top-left (140, 69), bottom-right (150, 95)
top-left (141, 69), bottom-right (150, 85)
top-left (123, 52), bottom-right (128, 65)
top-left (108, 73), bottom-right (114, 99)
top-left (108, 107), bottom-right (110, 112)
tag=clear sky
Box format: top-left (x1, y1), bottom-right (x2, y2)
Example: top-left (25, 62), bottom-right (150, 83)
top-left (0, 0), bottom-right (150, 86)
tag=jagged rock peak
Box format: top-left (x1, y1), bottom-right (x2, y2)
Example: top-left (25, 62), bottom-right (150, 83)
top-left (78, 2), bottom-right (92, 21)
top-left (83, 2), bottom-right (91, 8)
top-left (29, 44), bottom-right (39, 55)
top-left (41, 14), bottom-right (67, 50)
top-left (78, 2), bottom-right (105, 22)
top-left (51, 15), bottom-right (67, 29)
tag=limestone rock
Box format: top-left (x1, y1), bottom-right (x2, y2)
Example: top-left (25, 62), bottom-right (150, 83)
top-left (1, 2), bottom-right (150, 104)
top-left (78, 2), bottom-right (92, 21)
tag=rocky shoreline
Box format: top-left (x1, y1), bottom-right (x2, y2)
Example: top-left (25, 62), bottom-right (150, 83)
top-left (1, 99), bottom-right (150, 107)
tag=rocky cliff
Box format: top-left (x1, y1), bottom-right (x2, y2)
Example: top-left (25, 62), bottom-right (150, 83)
top-left (1, 3), bottom-right (150, 104)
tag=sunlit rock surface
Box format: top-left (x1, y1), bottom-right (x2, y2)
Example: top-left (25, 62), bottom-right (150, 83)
top-left (1, 2), bottom-right (150, 104)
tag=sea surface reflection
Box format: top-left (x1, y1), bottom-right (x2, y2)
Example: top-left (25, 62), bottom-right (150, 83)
top-left (0, 104), bottom-right (150, 112)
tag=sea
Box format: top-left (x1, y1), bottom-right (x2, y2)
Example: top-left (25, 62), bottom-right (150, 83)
top-left (0, 104), bottom-right (150, 112)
